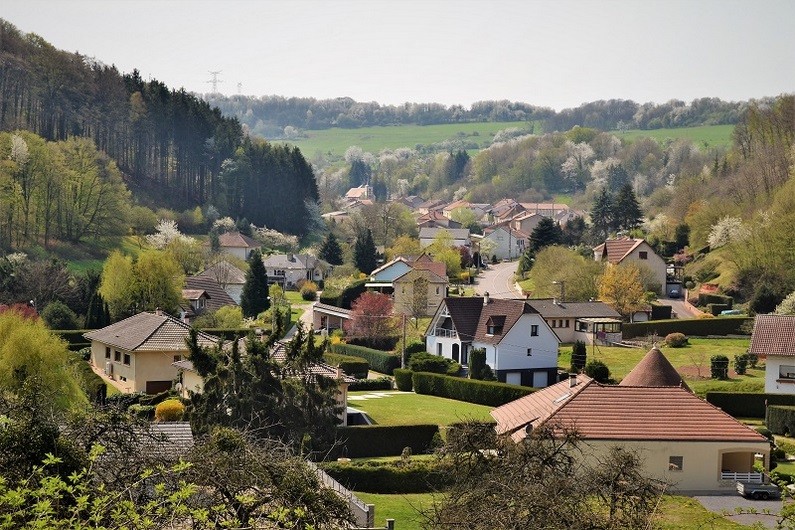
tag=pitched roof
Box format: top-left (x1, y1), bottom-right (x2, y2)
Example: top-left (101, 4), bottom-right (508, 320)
top-left (618, 346), bottom-right (690, 390)
top-left (442, 199), bottom-right (471, 212)
top-left (146, 422), bottom-right (195, 457)
top-left (262, 253), bottom-right (330, 270)
top-left (749, 314), bottom-right (795, 357)
top-left (84, 312), bottom-right (219, 352)
top-left (519, 202), bottom-right (570, 213)
top-left (196, 261), bottom-right (246, 285)
top-left (185, 275), bottom-right (238, 312)
top-left (438, 297), bottom-right (485, 344)
top-left (218, 231), bottom-right (259, 249)
top-left (526, 299), bottom-right (621, 319)
top-left (394, 267), bottom-right (448, 284)
top-left (492, 376), bottom-right (767, 444)
top-left (418, 227), bottom-right (471, 240)
top-left (439, 296), bottom-right (536, 345)
top-left (182, 289), bottom-right (208, 300)
top-left (410, 258), bottom-right (447, 279)
top-left (593, 238), bottom-right (647, 264)
top-left (370, 257), bottom-right (409, 277)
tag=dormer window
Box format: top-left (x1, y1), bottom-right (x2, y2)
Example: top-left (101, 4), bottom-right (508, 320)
top-left (486, 315), bottom-right (505, 335)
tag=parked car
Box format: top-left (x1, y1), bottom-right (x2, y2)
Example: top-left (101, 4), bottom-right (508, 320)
top-left (669, 288), bottom-right (681, 298)
top-left (736, 481), bottom-right (780, 500)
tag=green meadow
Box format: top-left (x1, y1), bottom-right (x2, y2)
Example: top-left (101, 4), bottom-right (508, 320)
top-left (612, 124), bottom-right (735, 148)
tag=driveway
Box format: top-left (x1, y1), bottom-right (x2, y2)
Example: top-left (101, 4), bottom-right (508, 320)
top-left (695, 494), bottom-right (783, 528)
top-left (474, 260), bottom-right (523, 298)
top-left (658, 295), bottom-right (704, 319)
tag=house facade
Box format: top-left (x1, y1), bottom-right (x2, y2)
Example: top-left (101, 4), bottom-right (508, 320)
top-left (84, 310), bottom-right (219, 394)
top-left (425, 295), bottom-right (560, 387)
top-left (482, 225), bottom-right (528, 261)
top-left (218, 231), bottom-right (260, 260)
top-left (194, 261), bottom-right (246, 304)
top-left (593, 238), bottom-right (667, 295)
top-left (749, 314), bottom-right (795, 394)
top-left (525, 299), bottom-right (623, 344)
top-left (492, 349), bottom-right (770, 494)
top-left (262, 253), bottom-right (332, 289)
top-left (393, 268), bottom-right (448, 317)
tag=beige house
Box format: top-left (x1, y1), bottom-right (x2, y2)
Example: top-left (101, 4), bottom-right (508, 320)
top-left (491, 347), bottom-right (770, 493)
top-left (84, 310), bottom-right (219, 394)
top-left (593, 238), bottom-right (667, 295)
top-left (749, 314), bottom-right (795, 394)
top-left (218, 231), bottom-right (260, 260)
top-left (393, 268), bottom-right (448, 317)
top-left (525, 299), bottom-right (623, 345)
top-left (312, 302), bottom-right (353, 332)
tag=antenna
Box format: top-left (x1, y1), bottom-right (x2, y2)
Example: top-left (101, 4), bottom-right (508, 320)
top-left (207, 71), bottom-right (223, 93)
top-left (237, 82), bottom-right (242, 94)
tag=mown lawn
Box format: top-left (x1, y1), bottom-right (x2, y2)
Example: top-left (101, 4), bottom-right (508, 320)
top-left (348, 390), bottom-right (493, 427)
top-left (354, 493), bottom-right (751, 530)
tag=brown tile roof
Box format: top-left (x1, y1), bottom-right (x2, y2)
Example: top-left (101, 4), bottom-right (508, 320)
top-left (218, 231), bottom-right (260, 249)
top-left (410, 258), bottom-right (447, 279)
top-left (475, 298), bottom-right (537, 345)
top-left (185, 276), bottom-right (238, 312)
top-left (593, 238), bottom-right (646, 264)
top-left (182, 289), bottom-right (208, 300)
top-left (438, 297), bottom-right (485, 344)
top-left (527, 299), bottom-right (621, 319)
top-left (84, 312), bottom-right (219, 352)
top-left (618, 346), bottom-right (690, 390)
top-left (492, 376), bottom-right (767, 444)
top-left (196, 261), bottom-right (246, 285)
top-left (519, 202), bottom-right (570, 213)
top-left (394, 268), bottom-right (448, 285)
top-left (749, 314), bottom-right (795, 357)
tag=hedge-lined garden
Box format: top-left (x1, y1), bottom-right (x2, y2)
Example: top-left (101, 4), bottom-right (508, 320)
top-left (333, 424), bottom-right (440, 458)
top-left (321, 460), bottom-right (451, 493)
top-left (622, 317), bottom-right (751, 339)
top-left (329, 343), bottom-right (401, 375)
top-left (323, 352), bottom-right (369, 378)
top-left (767, 406), bottom-right (795, 435)
top-left (412, 372), bottom-right (533, 407)
top-left (706, 392), bottom-right (795, 418)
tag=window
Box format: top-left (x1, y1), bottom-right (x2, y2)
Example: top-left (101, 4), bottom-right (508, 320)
top-left (526, 348), bottom-right (532, 356)
top-left (123, 353), bottom-right (131, 366)
top-left (564, 319), bottom-right (570, 328)
top-left (174, 355), bottom-right (182, 363)
top-left (436, 286), bottom-right (440, 295)
top-left (639, 251), bottom-right (648, 260)
top-left (197, 297), bottom-right (205, 308)
top-left (114, 350), bottom-right (121, 362)
top-left (119, 376), bottom-right (127, 382)
top-left (668, 456), bottom-right (683, 471)
top-left (779, 365), bottom-right (795, 379)
top-left (105, 346), bottom-right (111, 359)
top-left (530, 325), bottom-right (538, 337)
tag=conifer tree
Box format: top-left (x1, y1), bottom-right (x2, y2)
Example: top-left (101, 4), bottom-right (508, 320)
top-left (354, 228), bottom-right (377, 274)
top-left (529, 217), bottom-right (563, 253)
top-left (613, 183), bottom-right (643, 232)
top-left (591, 188), bottom-right (614, 240)
top-left (240, 250), bottom-right (270, 318)
top-left (319, 232), bottom-right (343, 265)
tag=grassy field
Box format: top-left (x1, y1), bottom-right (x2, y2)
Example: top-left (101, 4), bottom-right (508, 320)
top-left (348, 390), bottom-right (493, 426)
top-left (558, 338), bottom-right (762, 395)
top-left (612, 124), bottom-right (735, 148)
top-left (281, 121), bottom-right (534, 158)
top-left (354, 493), bottom-right (751, 530)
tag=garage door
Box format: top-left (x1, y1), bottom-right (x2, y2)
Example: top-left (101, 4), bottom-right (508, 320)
top-left (505, 372), bottom-right (522, 386)
top-left (532, 371), bottom-right (548, 388)
top-left (145, 380), bottom-right (172, 394)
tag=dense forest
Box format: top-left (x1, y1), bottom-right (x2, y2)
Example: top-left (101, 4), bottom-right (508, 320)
top-left (0, 20), bottom-right (318, 239)
top-left (205, 92), bottom-right (757, 139)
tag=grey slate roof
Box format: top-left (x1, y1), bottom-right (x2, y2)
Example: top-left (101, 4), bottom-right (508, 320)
top-left (185, 275), bottom-right (238, 312)
top-left (526, 299), bottom-right (621, 319)
top-left (262, 253), bottom-right (330, 270)
top-left (144, 422), bottom-right (195, 458)
top-left (418, 227), bottom-right (471, 240)
top-left (84, 312), bottom-right (219, 352)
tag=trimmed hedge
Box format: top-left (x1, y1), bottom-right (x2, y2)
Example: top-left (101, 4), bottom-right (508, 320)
top-left (53, 329), bottom-right (92, 352)
top-left (707, 392), bottom-right (795, 418)
top-left (650, 304), bottom-right (672, 320)
top-left (329, 343), bottom-right (401, 375)
top-left (323, 352), bottom-right (369, 379)
top-left (321, 460), bottom-right (451, 493)
top-left (412, 372), bottom-right (533, 407)
top-left (708, 303), bottom-right (730, 316)
top-left (622, 316), bottom-right (752, 339)
top-left (394, 369), bottom-right (413, 391)
top-left (767, 406), bottom-right (795, 435)
top-left (349, 377), bottom-right (393, 391)
top-left (333, 424), bottom-right (440, 457)
top-left (698, 293), bottom-right (733, 308)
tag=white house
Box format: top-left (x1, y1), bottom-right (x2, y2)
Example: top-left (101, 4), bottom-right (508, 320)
top-left (194, 260), bottom-right (246, 303)
top-left (481, 225), bottom-right (528, 261)
top-left (749, 314), bottom-right (795, 394)
top-left (525, 299), bottom-right (622, 345)
top-left (218, 231), bottom-right (260, 260)
top-left (593, 238), bottom-right (667, 295)
top-left (492, 348), bottom-right (770, 494)
top-left (425, 295), bottom-right (560, 387)
top-left (262, 253), bottom-right (332, 289)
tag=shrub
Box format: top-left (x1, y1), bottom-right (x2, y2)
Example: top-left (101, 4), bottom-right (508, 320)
top-left (468, 348), bottom-right (488, 380)
top-left (710, 355), bottom-right (729, 379)
top-left (321, 460), bottom-right (451, 494)
top-left (323, 353), bottom-right (369, 379)
top-left (664, 332), bottom-right (688, 348)
top-left (733, 353), bottom-right (749, 375)
top-left (756, 426), bottom-right (773, 441)
top-left (128, 404), bottom-right (155, 419)
top-left (446, 362), bottom-right (462, 376)
top-left (622, 317), bottom-right (752, 339)
top-left (570, 341), bottom-right (587, 372)
top-left (394, 369), bottom-right (413, 391)
top-left (708, 303), bottom-right (731, 316)
top-left (41, 301), bottom-right (79, 330)
top-left (405, 342), bottom-right (427, 355)
top-left (445, 421), bottom-right (498, 448)
top-left (698, 293), bottom-right (734, 308)
top-left (154, 399), bottom-right (185, 421)
top-left (747, 353), bottom-right (759, 369)
top-left (409, 352), bottom-right (454, 374)
top-left (300, 281), bottom-right (318, 301)
top-left (707, 392), bottom-right (795, 418)
top-left (412, 372), bottom-right (533, 407)
top-left (650, 304), bottom-right (672, 320)
top-left (584, 360), bottom-right (610, 383)
top-left (333, 425), bottom-right (440, 458)
top-left (349, 377), bottom-right (393, 391)
top-left (767, 406), bottom-right (795, 436)
top-left (329, 343), bottom-right (401, 375)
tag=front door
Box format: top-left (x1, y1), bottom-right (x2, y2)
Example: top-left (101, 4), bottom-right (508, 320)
top-left (452, 343), bottom-right (460, 363)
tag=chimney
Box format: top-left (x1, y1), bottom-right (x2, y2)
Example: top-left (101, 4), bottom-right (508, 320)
top-left (180, 310), bottom-right (190, 324)
top-left (553, 298), bottom-right (558, 306)
top-left (336, 365), bottom-right (344, 379)
top-left (483, 292), bottom-right (490, 306)
top-left (155, 307), bottom-right (163, 316)
top-left (569, 373), bottom-right (578, 388)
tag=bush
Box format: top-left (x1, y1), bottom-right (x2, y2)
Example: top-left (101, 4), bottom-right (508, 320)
top-left (445, 421), bottom-right (498, 448)
top-left (405, 342), bottom-right (427, 355)
top-left (708, 303), bottom-right (731, 316)
top-left (41, 301), bottom-right (79, 330)
top-left (664, 332), bottom-right (689, 348)
top-left (584, 360), bottom-right (610, 383)
top-left (707, 392), bottom-right (795, 418)
top-left (154, 399), bottom-right (185, 421)
top-left (570, 341), bottom-right (587, 372)
top-left (650, 304), bottom-right (673, 320)
top-left (394, 369), bottom-right (413, 391)
top-left (349, 377), bottom-right (393, 391)
top-left (622, 317), bottom-right (752, 339)
top-left (698, 293), bottom-right (733, 308)
top-left (710, 355), bottom-right (729, 379)
top-left (409, 352), bottom-right (454, 374)
top-left (747, 353), bottom-right (759, 369)
top-left (756, 426), bottom-right (774, 441)
top-left (767, 406), bottom-right (795, 436)
top-left (128, 404), bottom-right (155, 419)
top-left (323, 353), bottom-right (369, 379)
top-left (52, 329), bottom-right (93, 352)
top-left (333, 425), bottom-right (440, 458)
top-left (412, 372), bottom-right (533, 407)
top-left (300, 281), bottom-right (318, 301)
top-left (733, 354), bottom-right (749, 375)
top-left (468, 348), bottom-right (490, 380)
top-left (321, 460), bottom-right (451, 494)
top-left (329, 343), bottom-right (401, 375)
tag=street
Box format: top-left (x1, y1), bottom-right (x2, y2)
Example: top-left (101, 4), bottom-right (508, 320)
top-left (474, 260), bottom-right (523, 299)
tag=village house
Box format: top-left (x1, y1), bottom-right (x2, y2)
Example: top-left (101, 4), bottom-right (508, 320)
top-left (419, 227), bottom-right (471, 248)
top-left (425, 294), bottom-right (560, 387)
top-left (217, 231), bottom-right (260, 260)
top-left (492, 347), bottom-right (770, 493)
top-left (416, 210), bottom-right (462, 230)
top-left (481, 224), bottom-right (528, 261)
top-left (749, 314), bottom-right (795, 394)
top-left (193, 260), bottom-right (246, 304)
top-left (525, 298), bottom-right (623, 345)
top-left (593, 237), bottom-right (668, 295)
top-left (262, 253), bottom-right (332, 289)
top-left (393, 267), bottom-right (448, 317)
top-left (312, 302), bottom-right (353, 332)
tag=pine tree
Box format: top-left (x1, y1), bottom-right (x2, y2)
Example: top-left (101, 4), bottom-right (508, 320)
top-left (591, 187), bottom-right (614, 240)
top-left (613, 183), bottom-right (643, 232)
top-left (318, 232), bottom-right (343, 266)
top-left (240, 250), bottom-right (270, 318)
top-left (529, 217), bottom-right (563, 253)
top-left (354, 228), bottom-right (377, 274)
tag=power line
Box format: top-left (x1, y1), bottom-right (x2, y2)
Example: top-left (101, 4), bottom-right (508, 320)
top-left (207, 70), bottom-right (223, 93)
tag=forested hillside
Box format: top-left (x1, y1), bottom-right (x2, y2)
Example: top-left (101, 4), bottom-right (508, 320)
top-left (0, 20), bottom-right (318, 240)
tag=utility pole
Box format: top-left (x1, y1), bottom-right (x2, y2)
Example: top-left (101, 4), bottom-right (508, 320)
top-left (402, 314), bottom-right (407, 369)
top-left (207, 71), bottom-right (223, 93)
top-left (237, 82), bottom-right (242, 94)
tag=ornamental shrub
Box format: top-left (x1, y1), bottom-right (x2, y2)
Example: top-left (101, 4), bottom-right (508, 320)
top-left (584, 360), bottom-right (610, 383)
top-left (154, 399), bottom-right (185, 422)
top-left (664, 332), bottom-right (688, 348)
top-left (394, 369), bottom-right (413, 391)
top-left (570, 341), bottom-right (587, 372)
top-left (733, 353), bottom-right (749, 375)
top-left (300, 281), bottom-right (318, 301)
top-left (409, 352), bottom-right (454, 374)
top-left (710, 355), bottom-right (730, 379)
top-left (767, 406), bottom-right (795, 436)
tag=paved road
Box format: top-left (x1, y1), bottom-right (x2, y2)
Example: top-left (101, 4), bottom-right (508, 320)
top-left (474, 260), bottom-right (523, 299)
top-left (658, 295), bottom-right (704, 319)
top-left (695, 494), bottom-right (782, 528)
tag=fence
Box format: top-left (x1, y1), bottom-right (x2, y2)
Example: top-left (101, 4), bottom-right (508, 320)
top-left (721, 471), bottom-right (763, 482)
top-left (307, 461), bottom-right (374, 528)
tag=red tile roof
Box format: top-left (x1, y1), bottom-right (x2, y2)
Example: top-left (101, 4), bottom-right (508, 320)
top-left (593, 238), bottom-right (646, 264)
top-left (218, 231), bottom-right (260, 249)
top-left (492, 376), bottom-right (767, 444)
top-left (84, 312), bottom-right (219, 352)
top-left (749, 314), bottom-right (795, 357)
top-left (619, 346), bottom-right (690, 390)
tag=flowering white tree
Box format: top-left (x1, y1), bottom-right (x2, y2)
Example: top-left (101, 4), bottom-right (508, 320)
top-left (707, 216), bottom-right (748, 249)
top-left (212, 217), bottom-right (236, 233)
top-left (589, 157), bottom-right (622, 188)
top-left (775, 291), bottom-right (795, 315)
top-left (146, 219), bottom-right (195, 249)
top-left (252, 226), bottom-right (299, 252)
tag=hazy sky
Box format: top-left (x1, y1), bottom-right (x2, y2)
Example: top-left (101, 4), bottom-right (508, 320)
top-left (4, 0), bottom-right (794, 110)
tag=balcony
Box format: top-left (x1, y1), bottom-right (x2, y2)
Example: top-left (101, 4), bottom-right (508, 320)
top-left (433, 328), bottom-right (457, 338)
top-left (721, 471), bottom-right (763, 482)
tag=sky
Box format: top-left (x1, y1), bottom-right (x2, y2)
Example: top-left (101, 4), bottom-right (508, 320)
top-left (4, 0), bottom-right (794, 110)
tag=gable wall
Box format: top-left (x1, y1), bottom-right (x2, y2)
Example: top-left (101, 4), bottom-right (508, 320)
top-left (475, 313), bottom-right (558, 372)
top-left (90, 341), bottom-right (182, 393)
top-left (623, 242), bottom-right (667, 294)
